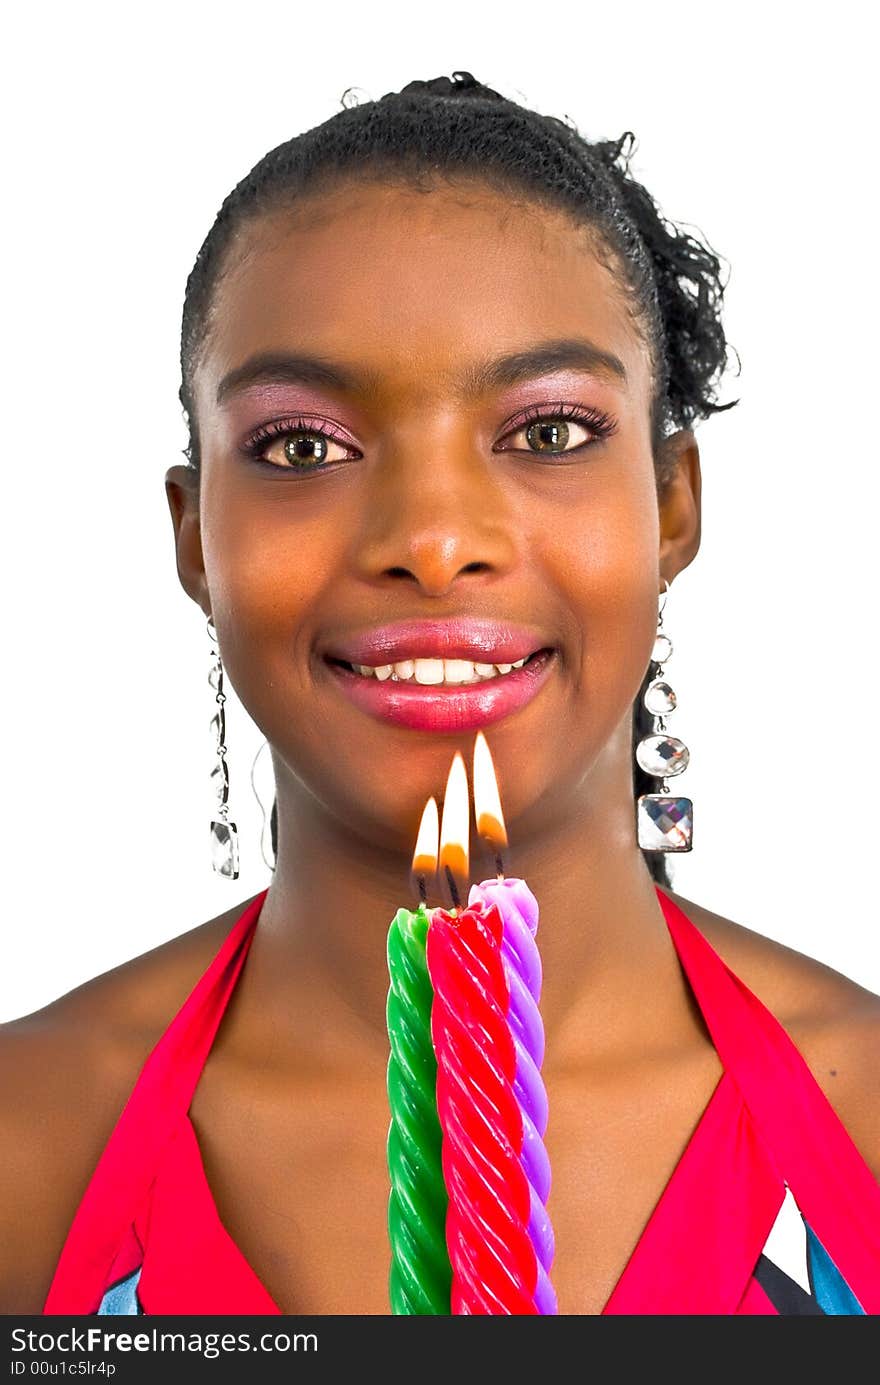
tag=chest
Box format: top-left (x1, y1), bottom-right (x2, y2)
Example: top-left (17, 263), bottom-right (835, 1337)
top-left (188, 1046), bottom-right (723, 1315)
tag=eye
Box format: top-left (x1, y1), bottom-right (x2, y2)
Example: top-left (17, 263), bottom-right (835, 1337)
top-left (497, 402), bottom-right (617, 457)
top-left (241, 416), bottom-right (359, 472)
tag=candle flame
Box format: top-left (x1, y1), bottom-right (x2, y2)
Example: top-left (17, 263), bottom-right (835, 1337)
top-left (473, 731), bottom-right (508, 850)
top-left (411, 796), bottom-right (439, 878)
top-left (439, 751), bottom-right (469, 906)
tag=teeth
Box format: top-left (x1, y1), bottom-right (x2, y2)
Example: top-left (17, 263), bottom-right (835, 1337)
top-left (413, 658), bottom-right (445, 685)
top-left (443, 659), bottom-right (478, 684)
top-left (350, 655), bottom-right (533, 684)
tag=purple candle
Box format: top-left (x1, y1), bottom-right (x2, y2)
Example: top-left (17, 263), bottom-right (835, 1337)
top-left (468, 876), bottom-right (558, 1315)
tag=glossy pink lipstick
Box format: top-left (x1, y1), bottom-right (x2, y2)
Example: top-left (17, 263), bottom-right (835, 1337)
top-left (322, 617), bottom-right (551, 668)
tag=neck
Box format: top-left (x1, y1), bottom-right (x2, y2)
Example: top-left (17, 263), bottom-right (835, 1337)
top-left (233, 721), bottom-right (693, 1071)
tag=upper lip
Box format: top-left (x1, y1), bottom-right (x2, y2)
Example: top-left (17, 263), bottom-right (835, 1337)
top-left (322, 618), bottom-right (553, 667)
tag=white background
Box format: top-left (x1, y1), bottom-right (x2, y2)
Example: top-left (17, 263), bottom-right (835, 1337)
top-left (3, 1), bottom-right (877, 1021)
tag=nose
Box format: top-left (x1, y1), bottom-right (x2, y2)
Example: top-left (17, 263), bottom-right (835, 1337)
top-left (350, 422), bottom-right (520, 598)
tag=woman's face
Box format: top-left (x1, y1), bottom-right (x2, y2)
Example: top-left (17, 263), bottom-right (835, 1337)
top-left (168, 178), bottom-right (697, 857)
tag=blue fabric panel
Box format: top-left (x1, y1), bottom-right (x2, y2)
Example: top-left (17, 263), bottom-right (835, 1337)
top-left (805, 1222), bottom-right (865, 1315)
top-left (97, 1264), bottom-right (144, 1315)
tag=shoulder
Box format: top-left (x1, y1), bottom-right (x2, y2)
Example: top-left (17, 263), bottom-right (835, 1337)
top-left (0, 893), bottom-right (262, 1313)
top-left (666, 888), bottom-right (880, 1180)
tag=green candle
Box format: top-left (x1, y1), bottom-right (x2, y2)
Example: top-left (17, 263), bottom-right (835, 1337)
top-left (386, 901), bottom-right (451, 1314)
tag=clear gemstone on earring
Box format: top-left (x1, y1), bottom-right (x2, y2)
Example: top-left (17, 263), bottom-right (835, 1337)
top-left (210, 707), bottom-right (226, 748)
top-left (208, 660), bottom-right (223, 691)
top-left (210, 819), bottom-right (239, 878)
top-left (637, 795), bottom-right (693, 851)
top-left (210, 758), bottom-right (229, 806)
top-left (644, 680), bottom-right (677, 715)
top-left (652, 633), bottom-right (673, 664)
top-left (635, 733), bottom-right (689, 777)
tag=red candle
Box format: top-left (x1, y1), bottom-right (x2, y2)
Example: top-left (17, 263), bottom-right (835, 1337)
top-left (426, 752), bottom-right (538, 1314)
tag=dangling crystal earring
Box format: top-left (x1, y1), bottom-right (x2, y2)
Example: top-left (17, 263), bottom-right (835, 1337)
top-left (207, 615), bottom-right (240, 879)
top-left (635, 578), bottom-right (693, 852)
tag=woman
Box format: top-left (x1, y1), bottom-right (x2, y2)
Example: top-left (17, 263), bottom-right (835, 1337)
top-left (2, 72), bottom-right (878, 1316)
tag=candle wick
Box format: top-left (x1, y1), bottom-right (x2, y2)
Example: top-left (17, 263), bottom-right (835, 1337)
top-left (417, 875), bottom-right (427, 905)
top-left (444, 863), bottom-right (462, 912)
top-left (494, 851), bottom-right (505, 880)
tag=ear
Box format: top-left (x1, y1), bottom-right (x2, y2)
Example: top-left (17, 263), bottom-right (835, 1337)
top-left (165, 464), bottom-right (211, 617)
top-left (656, 429), bottom-right (702, 582)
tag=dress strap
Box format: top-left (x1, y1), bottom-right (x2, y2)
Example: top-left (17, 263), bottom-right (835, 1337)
top-left (43, 888), bottom-right (269, 1314)
top-left (655, 886), bottom-right (880, 1313)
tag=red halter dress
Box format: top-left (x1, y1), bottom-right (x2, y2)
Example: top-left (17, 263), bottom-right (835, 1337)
top-left (42, 887), bottom-right (880, 1315)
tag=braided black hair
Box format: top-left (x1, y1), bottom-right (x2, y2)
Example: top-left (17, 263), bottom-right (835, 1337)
top-left (179, 71), bottom-right (739, 890)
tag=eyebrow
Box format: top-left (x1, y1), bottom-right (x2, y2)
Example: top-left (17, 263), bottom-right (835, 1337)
top-left (215, 337), bottom-right (628, 406)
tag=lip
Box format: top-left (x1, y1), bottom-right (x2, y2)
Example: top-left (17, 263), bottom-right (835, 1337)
top-left (321, 618), bottom-right (552, 667)
top-left (322, 647), bottom-right (557, 733)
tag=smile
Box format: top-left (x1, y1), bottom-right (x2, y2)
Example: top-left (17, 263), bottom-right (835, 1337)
top-left (323, 648), bottom-right (557, 733)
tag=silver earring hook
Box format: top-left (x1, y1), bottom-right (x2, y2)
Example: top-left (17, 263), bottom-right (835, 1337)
top-left (250, 737), bottom-right (276, 872)
top-left (658, 576), bottom-right (670, 620)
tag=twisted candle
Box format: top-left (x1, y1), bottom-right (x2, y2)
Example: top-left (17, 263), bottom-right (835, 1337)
top-left (470, 878), bottom-right (557, 1314)
top-left (427, 897), bottom-right (539, 1314)
top-left (386, 903), bottom-right (452, 1313)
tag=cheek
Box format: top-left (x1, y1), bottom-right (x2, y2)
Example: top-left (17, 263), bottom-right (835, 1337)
top-left (533, 462), bottom-right (661, 781)
top-left (202, 500), bottom-right (322, 627)
top-left (198, 461), bottom-right (341, 724)
top-left (547, 460), bottom-right (660, 665)
top-left (198, 479), bottom-right (392, 832)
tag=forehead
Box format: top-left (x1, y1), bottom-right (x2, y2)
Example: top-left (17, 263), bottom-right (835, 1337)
top-left (195, 179), bottom-right (650, 409)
